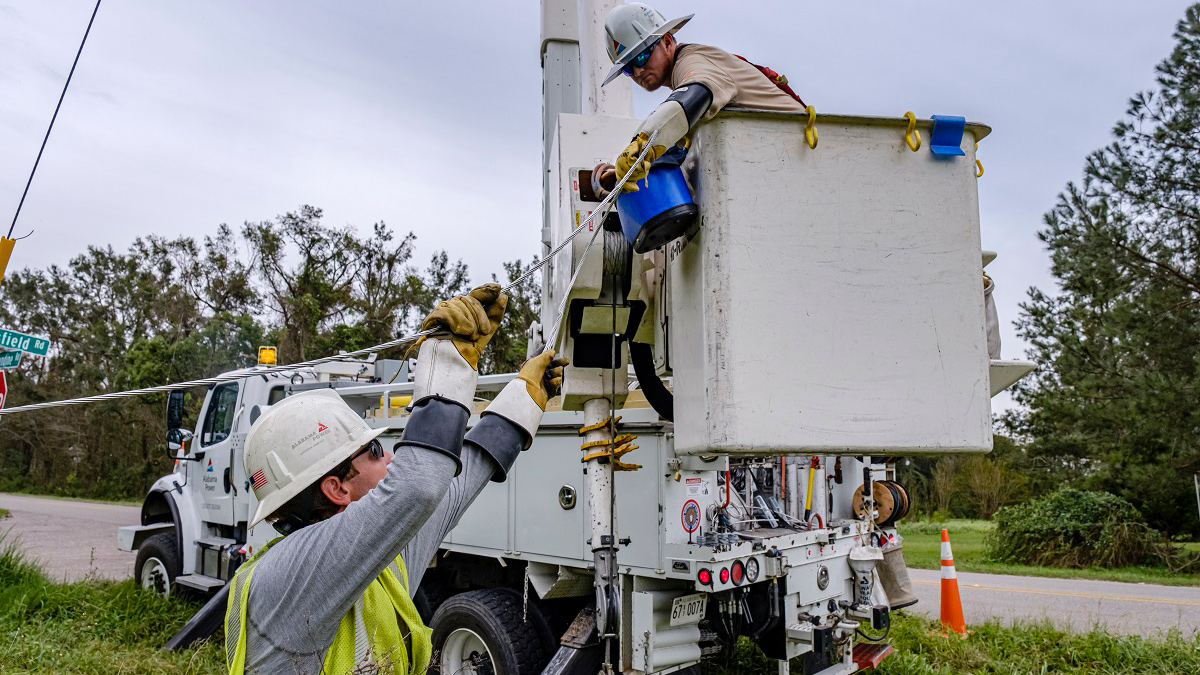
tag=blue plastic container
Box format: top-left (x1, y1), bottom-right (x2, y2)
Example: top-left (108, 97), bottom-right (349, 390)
top-left (616, 165), bottom-right (699, 253)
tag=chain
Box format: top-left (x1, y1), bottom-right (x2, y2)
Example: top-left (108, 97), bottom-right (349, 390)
top-left (522, 564), bottom-right (530, 623)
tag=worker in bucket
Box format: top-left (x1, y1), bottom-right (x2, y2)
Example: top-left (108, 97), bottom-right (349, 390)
top-left (602, 3), bottom-right (808, 191)
top-left (224, 283), bottom-right (568, 675)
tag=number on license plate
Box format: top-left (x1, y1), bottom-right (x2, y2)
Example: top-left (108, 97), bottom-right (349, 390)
top-left (669, 593), bottom-right (707, 626)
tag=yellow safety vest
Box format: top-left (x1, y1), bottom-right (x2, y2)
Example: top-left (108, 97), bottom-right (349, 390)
top-left (225, 539), bottom-right (433, 675)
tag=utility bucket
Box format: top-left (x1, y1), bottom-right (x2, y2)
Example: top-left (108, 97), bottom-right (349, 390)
top-left (616, 165), bottom-right (698, 253)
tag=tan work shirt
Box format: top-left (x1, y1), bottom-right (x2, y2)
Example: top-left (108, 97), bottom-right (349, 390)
top-left (670, 44), bottom-right (807, 120)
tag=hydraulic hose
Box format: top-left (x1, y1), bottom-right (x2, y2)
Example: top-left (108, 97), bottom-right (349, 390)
top-left (628, 341), bottom-right (673, 422)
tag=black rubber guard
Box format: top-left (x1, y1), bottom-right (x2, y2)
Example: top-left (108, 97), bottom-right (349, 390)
top-left (665, 82), bottom-right (713, 127)
top-left (465, 413), bottom-right (529, 483)
top-left (398, 395), bottom-right (470, 476)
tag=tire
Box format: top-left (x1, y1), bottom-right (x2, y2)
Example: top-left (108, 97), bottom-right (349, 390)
top-left (414, 574), bottom-right (449, 624)
top-left (430, 588), bottom-right (550, 675)
top-left (136, 532), bottom-right (180, 599)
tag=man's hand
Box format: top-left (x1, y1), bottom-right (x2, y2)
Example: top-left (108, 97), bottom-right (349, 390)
top-left (615, 132), bottom-right (668, 192)
top-left (516, 350), bottom-right (570, 410)
top-left (407, 284), bottom-right (508, 370)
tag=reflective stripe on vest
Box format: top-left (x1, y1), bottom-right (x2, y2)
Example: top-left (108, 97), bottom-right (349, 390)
top-left (225, 542), bottom-right (432, 675)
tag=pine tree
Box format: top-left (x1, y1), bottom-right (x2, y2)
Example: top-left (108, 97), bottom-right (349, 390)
top-left (1009, 5), bottom-right (1200, 534)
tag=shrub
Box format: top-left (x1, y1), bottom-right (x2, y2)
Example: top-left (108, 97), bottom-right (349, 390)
top-left (987, 488), bottom-right (1171, 568)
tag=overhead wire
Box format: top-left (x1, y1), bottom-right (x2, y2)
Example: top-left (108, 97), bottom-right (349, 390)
top-left (0, 132), bottom-right (659, 416)
top-left (9, 0), bottom-right (104, 239)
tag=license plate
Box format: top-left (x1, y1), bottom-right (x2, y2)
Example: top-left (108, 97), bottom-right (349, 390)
top-left (669, 593), bottom-right (707, 626)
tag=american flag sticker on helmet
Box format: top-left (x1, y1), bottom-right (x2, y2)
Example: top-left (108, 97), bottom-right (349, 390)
top-left (251, 469), bottom-right (268, 492)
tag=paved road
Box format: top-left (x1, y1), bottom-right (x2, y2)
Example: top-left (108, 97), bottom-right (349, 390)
top-left (0, 493), bottom-right (140, 583)
top-left (907, 567), bottom-right (1200, 639)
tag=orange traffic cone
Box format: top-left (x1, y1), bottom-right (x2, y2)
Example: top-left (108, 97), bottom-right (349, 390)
top-left (939, 529), bottom-right (968, 636)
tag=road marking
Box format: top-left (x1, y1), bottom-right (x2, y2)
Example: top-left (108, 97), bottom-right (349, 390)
top-left (912, 579), bottom-right (1200, 607)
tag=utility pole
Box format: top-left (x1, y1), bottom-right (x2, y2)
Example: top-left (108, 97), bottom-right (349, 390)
top-left (1194, 474), bottom-right (1199, 521)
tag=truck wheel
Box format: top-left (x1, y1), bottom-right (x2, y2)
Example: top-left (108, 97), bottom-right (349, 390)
top-left (136, 532), bottom-right (180, 599)
top-left (430, 589), bottom-right (549, 675)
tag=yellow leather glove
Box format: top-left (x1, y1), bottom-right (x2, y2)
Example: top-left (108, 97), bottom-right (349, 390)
top-left (616, 132), bottom-right (668, 193)
top-left (516, 350), bottom-right (570, 410)
top-left (406, 284), bottom-right (508, 370)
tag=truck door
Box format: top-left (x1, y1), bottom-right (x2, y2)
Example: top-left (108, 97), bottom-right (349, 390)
top-left (194, 381), bottom-right (242, 527)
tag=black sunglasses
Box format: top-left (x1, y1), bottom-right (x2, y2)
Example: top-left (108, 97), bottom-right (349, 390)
top-left (622, 37), bottom-right (661, 76)
top-left (328, 439), bottom-right (384, 481)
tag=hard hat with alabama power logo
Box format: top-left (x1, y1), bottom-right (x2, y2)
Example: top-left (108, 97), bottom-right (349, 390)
top-left (243, 389), bottom-right (387, 527)
top-left (602, 3), bottom-right (693, 85)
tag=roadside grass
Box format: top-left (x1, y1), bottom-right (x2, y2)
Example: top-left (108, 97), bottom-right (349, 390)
top-left (898, 519), bottom-right (1200, 587)
top-left (0, 536), bottom-right (222, 675)
top-left (706, 612), bottom-right (1200, 675)
top-left (0, 508), bottom-right (10, 519)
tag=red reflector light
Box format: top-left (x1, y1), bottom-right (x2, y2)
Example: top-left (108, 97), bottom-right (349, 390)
top-left (697, 569), bottom-right (713, 586)
top-left (719, 567), bottom-right (730, 584)
top-left (731, 560), bottom-right (745, 585)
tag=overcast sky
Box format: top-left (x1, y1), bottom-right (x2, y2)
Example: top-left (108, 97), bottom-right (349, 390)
top-left (1, 1), bottom-right (1195, 409)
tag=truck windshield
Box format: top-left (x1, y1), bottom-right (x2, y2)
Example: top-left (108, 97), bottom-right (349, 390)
top-left (201, 382), bottom-right (239, 447)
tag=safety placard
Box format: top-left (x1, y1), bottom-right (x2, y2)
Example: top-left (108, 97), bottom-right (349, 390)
top-left (685, 477), bottom-right (710, 497)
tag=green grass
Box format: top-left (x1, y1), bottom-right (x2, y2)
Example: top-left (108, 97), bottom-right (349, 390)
top-left (0, 536), bottom-right (223, 674)
top-left (705, 613), bottom-right (1200, 675)
top-left (2, 526), bottom-right (1197, 675)
top-left (898, 519), bottom-right (1200, 587)
top-left (0, 508), bottom-right (10, 519)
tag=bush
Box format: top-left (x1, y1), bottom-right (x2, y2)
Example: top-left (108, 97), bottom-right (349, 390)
top-left (987, 488), bottom-right (1171, 568)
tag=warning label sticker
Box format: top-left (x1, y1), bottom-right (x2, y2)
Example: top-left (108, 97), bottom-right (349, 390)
top-left (685, 477), bottom-right (710, 497)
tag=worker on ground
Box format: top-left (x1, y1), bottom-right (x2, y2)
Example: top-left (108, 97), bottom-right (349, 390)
top-left (224, 283), bottom-right (568, 675)
top-left (602, 3), bottom-right (808, 190)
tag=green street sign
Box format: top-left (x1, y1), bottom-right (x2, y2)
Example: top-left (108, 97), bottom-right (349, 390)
top-left (0, 351), bottom-right (22, 369)
top-left (0, 329), bottom-right (49, 356)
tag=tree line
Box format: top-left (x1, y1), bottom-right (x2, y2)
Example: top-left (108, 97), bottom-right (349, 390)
top-left (0, 206), bottom-right (539, 499)
top-left (902, 5), bottom-right (1200, 536)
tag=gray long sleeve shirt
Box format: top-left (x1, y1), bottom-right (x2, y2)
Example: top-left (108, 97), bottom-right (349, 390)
top-left (239, 399), bottom-right (525, 674)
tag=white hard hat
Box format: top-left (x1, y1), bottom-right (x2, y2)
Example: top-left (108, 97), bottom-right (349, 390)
top-left (244, 389), bottom-right (387, 528)
top-left (602, 3), bottom-right (693, 86)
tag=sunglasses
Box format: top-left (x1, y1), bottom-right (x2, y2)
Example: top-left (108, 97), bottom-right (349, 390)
top-left (622, 37), bottom-right (661, 76)
top-left (329, 439), bottom-right (385, 481)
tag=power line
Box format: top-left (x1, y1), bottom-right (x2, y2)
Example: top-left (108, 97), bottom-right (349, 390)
top-left (9, 0), bottom-right (104, 239)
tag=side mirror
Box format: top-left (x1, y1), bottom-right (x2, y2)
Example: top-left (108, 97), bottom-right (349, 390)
top-left (166, 428), bottom-right (197, 459)
top-left (166, 390), bottom-right (186, 430)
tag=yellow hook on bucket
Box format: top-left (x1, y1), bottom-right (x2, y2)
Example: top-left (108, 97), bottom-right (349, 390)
top-left (804, 105), bottom-right (818, 149)
top-left (903, 111), bottom-right (921, 152)
top-left (975, 142), bottom-right (985, 177)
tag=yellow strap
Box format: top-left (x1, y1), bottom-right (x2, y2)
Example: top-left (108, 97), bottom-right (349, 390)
top-left (804, 106), bottom-right (818, 149)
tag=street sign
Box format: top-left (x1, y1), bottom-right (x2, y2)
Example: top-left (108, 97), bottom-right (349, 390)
top-left (0, 350), bottom-right (21, 370)
top-left (0, 328), bottom-right (49, 356)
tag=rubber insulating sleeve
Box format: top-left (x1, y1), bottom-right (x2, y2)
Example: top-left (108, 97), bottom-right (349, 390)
top-left (463, 414), bottom-right (527, 483)
top-left (397, 395), bottom-right (470, 476)
top-left (665, 83), bottom-right (713, 128)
